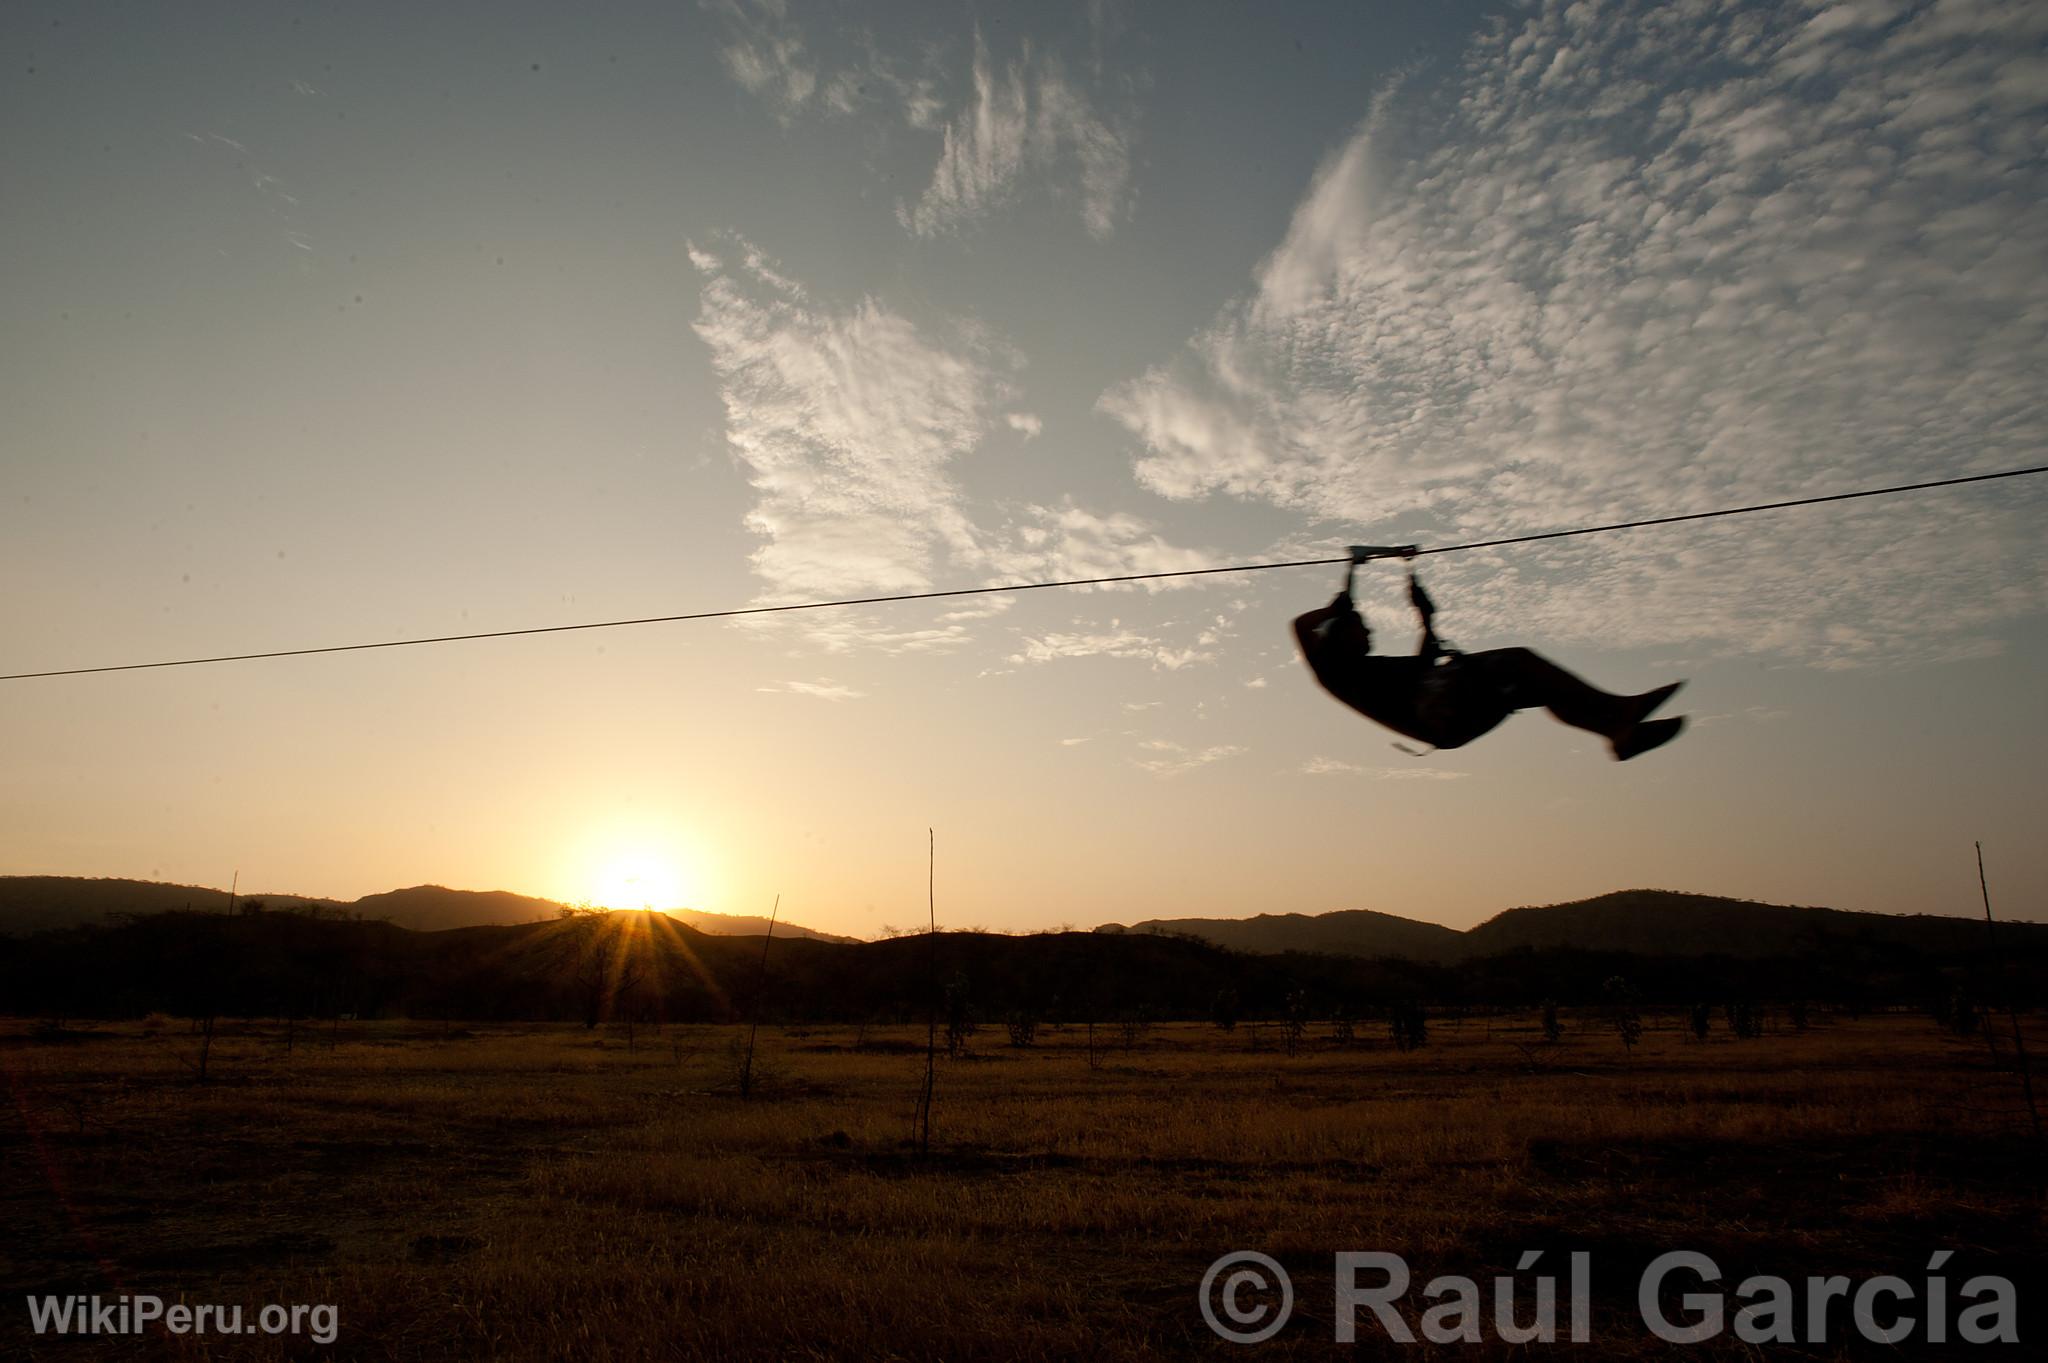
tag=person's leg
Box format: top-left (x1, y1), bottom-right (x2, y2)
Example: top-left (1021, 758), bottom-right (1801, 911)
top-left (1465, 647), bottom-right (1642, 739)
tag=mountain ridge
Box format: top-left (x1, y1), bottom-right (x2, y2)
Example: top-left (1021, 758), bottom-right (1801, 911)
top-left (1109, 888), bottom-right (2036, 962)
top-left (0, 877), bottom-right (858, 944)
top-left (8, 878), bottom-right (2034, 960)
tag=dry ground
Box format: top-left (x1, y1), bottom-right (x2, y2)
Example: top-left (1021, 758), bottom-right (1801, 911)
top-left (2, 1012), bottom-right (2041, 1360)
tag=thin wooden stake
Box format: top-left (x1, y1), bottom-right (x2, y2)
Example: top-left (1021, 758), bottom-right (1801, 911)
top-left (1977, 842), bottom-right (2042, 1144)
top-left (915, 828), bottom-right (937, 1157)
top-left (738, 894), bottom-right (779, 1099)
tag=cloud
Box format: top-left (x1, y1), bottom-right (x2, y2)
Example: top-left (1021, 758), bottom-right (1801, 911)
top-left (758, 679), bottom-right (863, 700)
top-left (1009, 624), bottom-right (1214, 671)
top-left (705, 4), bottom-right (1137, 239)
top-left (1300, 755), bottom-right (1462, 779)
top-left (992, 501), bottom-right (1217, 590)
top-left (690, 238), bottom-right (1013, 607)
top-left (185, 129), bottom-right (312, 253)
top-left (704, 0), bottom-right (818, 121)
top-left (707, 0), bottom-right (951, 127)
top-left (1696, 704), bottom-right (1793, 728)
top-left (1005, 411), bottom-right (1044, 440)
top-left (933, 595), bottom-right (1017, 624)
top-left (1133, 740), bottom-right (1247, 778)
top-left (691, 242), bottom-right (1223, 658)
top-left (786, 616), bottom-right (990, 656)
top-left (1099, 0), bottom-right (2048, 668)
top-left (900, 32), bottom-right (1134, 239)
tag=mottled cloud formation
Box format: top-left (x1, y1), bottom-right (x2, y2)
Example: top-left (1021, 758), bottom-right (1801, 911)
top-left (1134, 739), bottom-right (1246, 778)
top-left (705, 2), bottom-right (1136, 238)
top-left (704, 0), bottom-right (948, 127)
top-left (900, 33), bottom-right (1133, 240)
top-left (690, 239), bottom-right (1009, 602)
top-left (702, 0), bottom-right (820, 120)
top-left (691, 241), bottom-right (1210, 653)
top-left (1101, 0), bottom-right (2048, 666)
top-left (994, 503), bottom-right (1215, 587)
top-left (1009, 625), bottom-right (1213, 672)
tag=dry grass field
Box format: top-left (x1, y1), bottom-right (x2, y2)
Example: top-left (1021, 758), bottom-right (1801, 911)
top-left (3, 1012), bottom-right (2041, 1359)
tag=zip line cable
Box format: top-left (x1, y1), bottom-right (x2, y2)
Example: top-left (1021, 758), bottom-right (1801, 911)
top-left (6, 461), bottom-right (2045, 683)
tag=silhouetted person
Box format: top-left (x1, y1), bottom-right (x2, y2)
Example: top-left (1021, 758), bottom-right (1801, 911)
top-left (1293, 553), bottom-right (1685, 760)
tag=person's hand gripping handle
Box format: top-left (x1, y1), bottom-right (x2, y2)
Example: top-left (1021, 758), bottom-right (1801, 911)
top-left (1343, 544), bottom-right (1418, 601)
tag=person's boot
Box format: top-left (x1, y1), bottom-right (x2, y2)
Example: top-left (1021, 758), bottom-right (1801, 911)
top-left (1612, 716), bottom-right (1685, 761)
top-left (1631, 681), bottom-right (1684, 723)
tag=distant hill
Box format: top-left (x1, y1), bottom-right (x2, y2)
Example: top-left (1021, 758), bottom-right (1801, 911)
top-left (665, 909), bottom-right (859, 944)
top-left (1113, 889), bottom-right (2038, 963)
top-left (348, 886), bottom-right (563, 931)
top-left (0, 877), bottom-right (336, 935)
top-left (11, 878), bottom-right (2032, 962)
top-left (1464, 889), bottom-right (2020, 959)
top-left (0, 877), bottom-right (856, 943)
top-left (1111, 908), bottom-right (1464, 962)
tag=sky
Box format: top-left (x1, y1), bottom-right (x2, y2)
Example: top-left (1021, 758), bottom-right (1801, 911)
top-left (3, 0), bottom-right (2044, 935)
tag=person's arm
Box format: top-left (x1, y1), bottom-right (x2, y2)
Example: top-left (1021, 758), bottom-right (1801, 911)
top-left (1292, 594), bottom-right (1348, 653)
top-left (1409, 573), bottom-right (1445, 660)
top-left (1293, 590), bottom-right (1370, 655)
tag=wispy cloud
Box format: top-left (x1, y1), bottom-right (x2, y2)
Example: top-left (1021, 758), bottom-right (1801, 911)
top-left (758, 679), bottom-right (864, 701)
top-left (901, 31), bottom-right (1134, 239)
top-left (1100, 0), bottom-right (2048, 668)
top-left (185, 129), bottom-right (311, 252)
top-left (933, 595), bottom-right (1017, 624)
top-left (692, 239), bottom-right (1220, 658)
top-left (992, 502), bottom-right (1216, 590)
top-left (706, 4), bottom-right (1137, 238)
top-left (1134, 739), bottom-right (1246, 778)
top-left (1696, 705), bottom-right (1793, 728)
top-left (705, 0), bottom-right (949, 127)
top-left (1009, 625), bottom-right (1213, 672)
top-left (690, 237), bottom-right (1012, 606)
top-left (703, 0), bottom-right (818, 121)
top-left (1005, 411), bottom-right (1044, 440)
top-left (1300, 756), bottom-right (1464, 780)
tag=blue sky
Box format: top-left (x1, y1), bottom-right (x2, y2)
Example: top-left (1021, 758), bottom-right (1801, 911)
top-left (3, 1), bottom-right (2044, 931)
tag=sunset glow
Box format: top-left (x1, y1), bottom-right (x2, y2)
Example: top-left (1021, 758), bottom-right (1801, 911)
top-left (560, 823), bottom-right (711, 911)
top-left (588, 854), bottom-right (688, 912)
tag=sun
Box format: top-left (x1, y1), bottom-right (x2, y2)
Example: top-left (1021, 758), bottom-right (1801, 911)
top-left (556, 817), bottom-right (718, 912)
top-left (588, 851), bottom-right (692, 911)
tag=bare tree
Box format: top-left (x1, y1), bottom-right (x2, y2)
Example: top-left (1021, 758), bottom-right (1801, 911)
top-left (569, 912), bottom-right (646, 1031)
top-left (1603, 977), bottom-right (1643, 1057)
top-left (736, 896), bottom-right (779, 1099)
